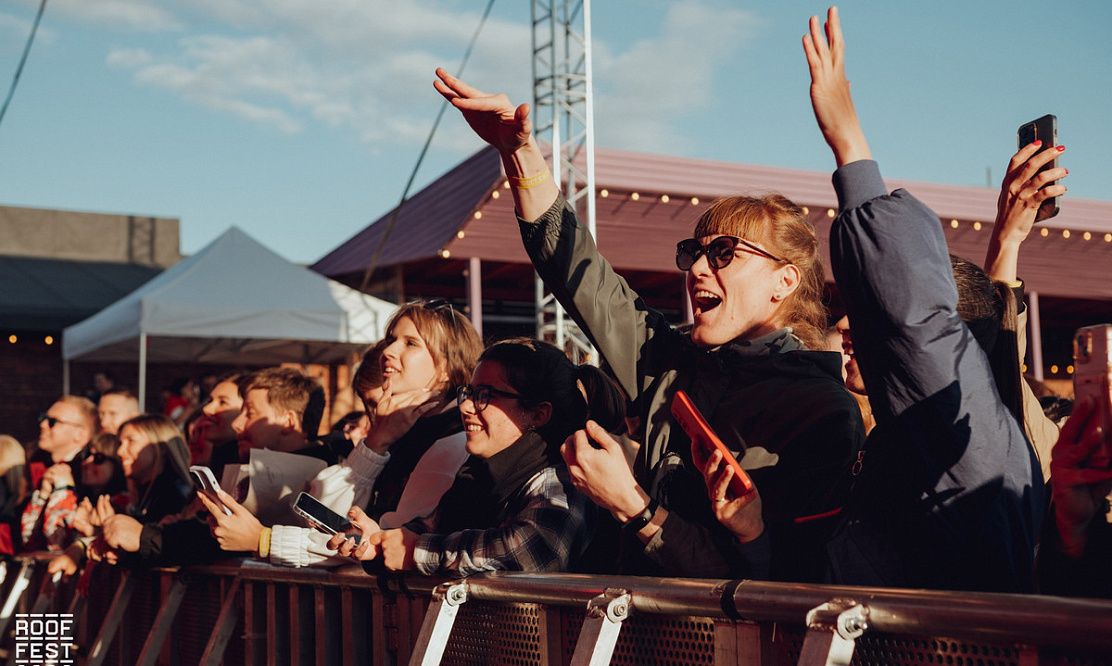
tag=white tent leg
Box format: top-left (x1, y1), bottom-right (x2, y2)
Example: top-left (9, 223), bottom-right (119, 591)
top-left (63, 359), bottom-right (70, 396)
top-left (138, 332), bottom-right (147, 411)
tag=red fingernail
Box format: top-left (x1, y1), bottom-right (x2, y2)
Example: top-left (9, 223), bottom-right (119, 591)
top-left (1064, 169), bottom-right (1069, 175)
top-left (1032, 140), bottom-right (1042, 147)
top-left (1056, 145), bottom-right (1065, 152)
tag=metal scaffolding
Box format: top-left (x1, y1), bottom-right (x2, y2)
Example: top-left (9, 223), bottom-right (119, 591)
top-left (531, 0), bottom-right (597, 364)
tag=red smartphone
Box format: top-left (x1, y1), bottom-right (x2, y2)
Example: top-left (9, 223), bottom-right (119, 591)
top-left (671, 390), bottom-right (754, 498)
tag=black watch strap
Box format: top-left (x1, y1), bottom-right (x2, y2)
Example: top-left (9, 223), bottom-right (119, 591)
top-left (624, 499), bottom-right (659, 532)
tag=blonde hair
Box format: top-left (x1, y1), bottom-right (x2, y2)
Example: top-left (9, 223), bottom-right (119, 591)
top-left (693, 194), bottom-right (828, 350)
top-left (0, 435), bottom-right (26, 500)
top-left (117, 414), bottom-right (190, 486)
top-left (56, 395), bottom-right (98, 437)
top-left (385, 300), bottom-right (484, 390)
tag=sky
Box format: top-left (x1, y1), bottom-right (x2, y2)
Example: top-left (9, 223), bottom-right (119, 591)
top-left (1, 0), bottom-right (1109, 266)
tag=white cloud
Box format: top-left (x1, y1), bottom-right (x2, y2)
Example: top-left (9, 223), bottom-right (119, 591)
top-left (94, 0), bottom-right (748, 154)
top-left (593, 0), bottom-right (762, 152)
top-left (37, 0), bottom-right (182, 31)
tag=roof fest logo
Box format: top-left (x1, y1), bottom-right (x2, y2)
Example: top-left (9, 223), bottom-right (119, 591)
top-left (13, 613), bottom-right (75, 665)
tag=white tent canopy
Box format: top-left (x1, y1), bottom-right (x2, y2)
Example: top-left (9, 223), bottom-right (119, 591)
top-left (63, 227), bottom-right (395, 408)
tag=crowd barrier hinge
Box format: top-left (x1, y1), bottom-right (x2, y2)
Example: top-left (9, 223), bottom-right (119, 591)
top-left (797, 598), bottom-right (869, 666)
top-left (408, 580), bottom-right (469, 666)
top-left (570, 587), bottom-right (632, 666)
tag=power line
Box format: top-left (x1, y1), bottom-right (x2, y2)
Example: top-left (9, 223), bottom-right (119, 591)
top-left (358, 0), bottom-right (497, 293)
top-left (0, 0), bottom-right (48, 131)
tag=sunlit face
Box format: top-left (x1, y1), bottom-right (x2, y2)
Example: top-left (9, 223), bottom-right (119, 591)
top-left (458, 361), bottom-right (536, 459)
top-left (380, 316), bottom-right (447, 395)
top-left (200, 380), bottom-right (243, 446)
top-left (39, 401), bottom-right (89, 456)
top-left (686, 234), bottom-right (792, 348)
top-left (835, 316), bottom-right (866, 395)
top-left (98, 394), bottom-right (138, 435)
top-left (117, 424), bottom-right (158, 484)
top-left (231, 388), bottom-right (286, 459)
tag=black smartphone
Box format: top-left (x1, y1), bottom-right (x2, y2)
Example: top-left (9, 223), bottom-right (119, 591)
top-left (1017, 114), bottom-right (1059, 221)
top-left (293, 492), bottom-right (360, 543)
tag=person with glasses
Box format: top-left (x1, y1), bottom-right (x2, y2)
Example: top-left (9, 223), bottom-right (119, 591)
top-left (433, 70), bottom-right (864, 581)
top-left (331, 338), bottom-right (626, 576)
top-left (704, 7), bottom-right (1042, 593)
top-left (20, 396), bottom-right (99, 552)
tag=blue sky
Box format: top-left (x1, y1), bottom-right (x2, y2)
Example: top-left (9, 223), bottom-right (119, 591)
top-left (1, 0), bottom-right (1109, 265)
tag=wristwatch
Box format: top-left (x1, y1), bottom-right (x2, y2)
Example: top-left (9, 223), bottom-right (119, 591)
top-left (624, 499), bottom-right (659, 532)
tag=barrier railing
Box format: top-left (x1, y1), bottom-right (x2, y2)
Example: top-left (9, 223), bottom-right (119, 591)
top-left (1, 553), bottom-right (1110, 666)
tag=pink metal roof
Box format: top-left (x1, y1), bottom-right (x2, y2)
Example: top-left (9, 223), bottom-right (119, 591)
top-left (313, 145), bottom-right (1112, 300)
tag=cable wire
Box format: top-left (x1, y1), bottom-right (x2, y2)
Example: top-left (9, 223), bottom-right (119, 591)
top-left (0, 0), bottom-right (48, 131)
top-left (358, 0), bottom-right (497, 293)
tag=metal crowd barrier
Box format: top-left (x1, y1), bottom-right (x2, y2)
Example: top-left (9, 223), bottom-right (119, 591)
top-left (0, 552), bottom-right (1110, 665)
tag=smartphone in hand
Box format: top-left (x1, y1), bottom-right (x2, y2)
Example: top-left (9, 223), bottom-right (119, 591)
top-left (189, 465), bottom-right (232, 516)
top-left (1073, 324), bottom-right (1112, 468)
top-left (293, 492), bottom-right (362, 544)
top-left (671, 390), bottom-right (754, 498)
top-left (1017, 114), bottom-right (1060, 221)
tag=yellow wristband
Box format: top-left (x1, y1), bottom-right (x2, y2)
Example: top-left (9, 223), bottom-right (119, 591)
top-left (508, 168), bottom-right (550, 189)
top-left (258, 527), bottom-right (272, 558)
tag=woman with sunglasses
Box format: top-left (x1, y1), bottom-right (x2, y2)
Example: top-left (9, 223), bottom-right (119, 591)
top-left (432, 73), bottom-right (864, 582)
top-left (331, 338), bottom-right (625, 576)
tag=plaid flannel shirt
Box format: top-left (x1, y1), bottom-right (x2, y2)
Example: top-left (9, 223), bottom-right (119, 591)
top-left (414, 466), bottom-right (590, 577)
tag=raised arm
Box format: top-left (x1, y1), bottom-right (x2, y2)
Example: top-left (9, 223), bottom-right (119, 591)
top-left (803, 7), bottom-right (871, 167)
top-left (434, 68), bottom-right (559, 221)
top-left (984, 143), bottom-right (1068, 282)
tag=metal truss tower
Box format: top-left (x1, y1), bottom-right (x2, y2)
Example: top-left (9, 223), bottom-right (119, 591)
top-left (531, 0), bottom-right (597, 364)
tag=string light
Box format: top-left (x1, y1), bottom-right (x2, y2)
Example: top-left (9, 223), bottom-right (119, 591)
top-left (1083, 231), bottom-right (1091, 241)
top-left (600, 189), bottom-right (609, 198)
top-left (973, 222), bottom-right (982, 231)
top-left (473, 211), bottom-right (482, 220)
top-left (1040, 228), bottom-right (1049, 237)
top-left (1050, 364), bottom-right (1059, 374)
top-left (950, 219), bottom-right (959, 229)
top-left (1062, 229), bottom-right (1070, 239)
top-left (1067, 365), bottom-right (1075, 374)
top-left (826, 209), bottom-right (835, 218)
top-left (439, 249), bottom-right (451, 259)
top-left (44, 336), bottom-right (53, 345)
top-left (660, 195), bottom-right (670, 203)
top-left (502, 180), bottom-right (510, 189)
top-left (456, 231), bottom-right (465, 239)
top-left (1105, 233), bottom-right (1112, 243)
top-left (690, 197), bottom-right (699, 205)
top-left (491, 190), bottom-right (500, 199)
top-left (7, 335), bottom-right (15, 344)
top-left (631, 192), bottom-right (640, 201)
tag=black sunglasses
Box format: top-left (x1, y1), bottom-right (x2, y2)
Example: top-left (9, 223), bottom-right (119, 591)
top-left (38, 412), bottom-right (82, 429)
top-left (85, 451), bottom-right (109, 465)
top-left (675, 236), bottom-right (785, 272)
top-left (457, 385), bottom-right (527, 413)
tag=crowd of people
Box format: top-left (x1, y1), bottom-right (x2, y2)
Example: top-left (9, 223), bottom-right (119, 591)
top-left (0, 8), bottom-right (1108, 600)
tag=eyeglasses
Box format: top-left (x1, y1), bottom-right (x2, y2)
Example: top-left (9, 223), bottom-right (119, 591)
top-left (416, 298), bottom-right (460, 337)
top-left (456, 385), bottom-right (527, 413)
top-left (675, 236), bottom-right (785, 271)
top-left (39, 413), bottom-right (83, 429)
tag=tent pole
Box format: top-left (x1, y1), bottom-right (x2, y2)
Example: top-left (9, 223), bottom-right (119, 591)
top-left (138, 332), bottom-right (148, 411)
top-left (63, 359), bottom-right (70, 396)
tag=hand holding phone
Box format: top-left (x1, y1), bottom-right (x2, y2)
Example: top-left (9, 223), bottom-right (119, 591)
top-left (189, 465), bottom-right (232, 516)
top-left (1017, 114), bottom-right (1060, 221)
top-left (671, 391), bottom-right (754, 499)
top-left (293, 492), bottom-right (361, 543)
top-left (1073, 325), bottom-right (1112, 468)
